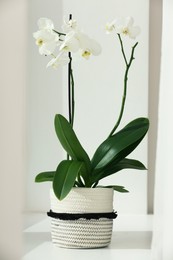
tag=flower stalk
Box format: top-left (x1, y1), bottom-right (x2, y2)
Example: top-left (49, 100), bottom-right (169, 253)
top-left (70, 68), bottom-right (75, 126)
top-left (67, 14), bottom-right (75, 160)
top-left (67, 14), bottom-right (75, 128)
top-left (52, 29), bottom-right (66, 36)
top-left (67, 55), bottom-right (75, 126)
top-left (108, 34), bottom-right (138, 137)
top-left (68, 53), bottom-right (72, 125)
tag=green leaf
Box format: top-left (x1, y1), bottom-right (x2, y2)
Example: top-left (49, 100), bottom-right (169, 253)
top-left (91, 117), bottom-right (149, 171)
top-left (53, 160), bottom-right (84, 200)
top-left (92, 158), bottom-right (146, 183)
top-left (54, 114), bottom-right (91, 177)
top-left (35, 171), bottom-right (55, 182)
top-left (103, 185), bottom-right (129, 193)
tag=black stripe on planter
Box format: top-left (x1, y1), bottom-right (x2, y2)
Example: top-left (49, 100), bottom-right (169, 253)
top-left (47, 210), bottom-right (118, 220)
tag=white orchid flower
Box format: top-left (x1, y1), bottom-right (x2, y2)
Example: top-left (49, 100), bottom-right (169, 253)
top-left (59, 31), bottom-right (80, 52)
top-left (60, 31), bottom-right (101, 59)
top-left (105, 20), bottom-right (116, 34)
top-left (47, 52), bottom-right (70, 69)
top-left (62, 17), bottom-right (78, 32)
top-left (33, 18), bottom-right (60, 55)
top-left (78, 32), bottom-right (102, 59)
top-left (37, 17), bottom-right (55, 30)
top-left (34, 16), bottom-right (101, 64)
top-left (115, 16), bottom-right (140, 39)
top-left (33, 29), bottom-right (59, 55)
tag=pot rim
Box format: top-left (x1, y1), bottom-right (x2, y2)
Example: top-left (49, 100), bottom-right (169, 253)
top-left (51, 187), bottom-right (114, 192)
top-left (70, 187), bottom-right (113, 191)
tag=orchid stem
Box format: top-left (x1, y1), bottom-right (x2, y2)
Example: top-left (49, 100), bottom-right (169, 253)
top-left (108, 35), bottom-right (138, 138)
top-left (69, 14), bottom-right (75, 128)
top-left (68, 53), bottom-right (72, 124)
top-left (118, 34), bottom-right (128, 66)
top-left (67, 14), bottom-right (74, 160)
top-left (67, 14), bottom-right (73, 126)
top-left (53, 29), bottom-right (66, 36)
top-left (71, 68), bottom-right (75, 127)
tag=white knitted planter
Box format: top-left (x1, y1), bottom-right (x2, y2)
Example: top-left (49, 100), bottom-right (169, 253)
top-left (49, 187), bottom-right (116, 249)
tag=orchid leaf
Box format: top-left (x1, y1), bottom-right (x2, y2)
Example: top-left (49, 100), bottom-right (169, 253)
top-left (53, 160), bottom-right (84, 200)
top-left (92, 158), bottom-right (146, 183)
top-left (35, 171), bottom-right (55, 182)
top-left (91, 118), bottom-right (149, 171)
top-left (54, 114), bottom-right (91, 182)
top-left (104, 185), bottom-right (129, 193)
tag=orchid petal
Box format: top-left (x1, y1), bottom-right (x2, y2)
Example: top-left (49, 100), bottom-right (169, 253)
top-left (60, 32), bottom-right (80, 52)
top-left (105, 21), bottom-right (116, 34)
top-left (62, 18), bottom-right (78, 32)
top-left (47, 52), bottom-right (70, 69)
top-left (33, 29), bottom-right (59, 55)
top-left (38, 18), bottom-right (54, 30)
top-left (40, 41), bottom-right (57, 55)
top-left (129, 26), bottom-right (141, 39)
top-left (89, 39), bottom-right (102, 56)
top-left (125, 16), bottom-right (134, 27)
top-left (109, 16), bottom-right (140, 39)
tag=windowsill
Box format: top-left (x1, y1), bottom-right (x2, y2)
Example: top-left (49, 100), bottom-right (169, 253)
top-left (23, 213), bottom-right (153, 260)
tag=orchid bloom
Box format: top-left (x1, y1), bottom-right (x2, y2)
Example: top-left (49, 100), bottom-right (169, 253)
top-left (78, 32), bottom-right (102, 59)
top-left (62, 18), bottom-right (78, 32)
top-left (106, 16), bottom-right (140, 39)
top-left (105, 20), bottom-right (116, 34)
top-left (60, 31), bottom-right (101, 59)
top-left (47, 52), bottom-right (70, 69)
top-left (116, 17), bottom-right (140, 39)
top-left (33, 18), bottom-right (60, 55)
top-left (59, 31), bottom-right (80, 52)
top-left (34, 17), bottom-right (101, 65)
top-left (33, 30), bottom-right (59, 55)
top-left (37, 18), bottom-right (55, 30)
top-left (60, 17), bottom-right (101, 59)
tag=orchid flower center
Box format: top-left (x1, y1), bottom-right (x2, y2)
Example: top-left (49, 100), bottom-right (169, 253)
top-left (122, 28), bottom-right (129, 35)
top-left (82, 50), bottom-right (91, 59)
top-left (36, 38), bottom-right (44, 46)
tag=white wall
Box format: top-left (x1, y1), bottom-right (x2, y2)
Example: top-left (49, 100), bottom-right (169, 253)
top-left (148, 0), bottom-right (162, 214)
top-left (0, 0), bottom-right (27, 259)
top-left (152, 1), bottom-right (173, 258)
top-left (26, 0), bottom-right (64, 212)
top-left (26, 0), bottom-right (149, 214)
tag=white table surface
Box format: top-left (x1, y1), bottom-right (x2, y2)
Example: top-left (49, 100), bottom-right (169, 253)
top-left (23, 214), bottom-right (153, 260)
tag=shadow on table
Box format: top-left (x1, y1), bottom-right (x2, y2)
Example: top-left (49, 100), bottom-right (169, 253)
top-left (110, 231), bottom-right (152, 249)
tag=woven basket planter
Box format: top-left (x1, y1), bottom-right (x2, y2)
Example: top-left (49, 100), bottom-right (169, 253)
top-left (48, 188), bottom-right (117, 249)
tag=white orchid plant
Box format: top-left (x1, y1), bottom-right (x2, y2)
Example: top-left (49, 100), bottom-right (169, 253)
top-left (34, 15), bottom-right (149, 200)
